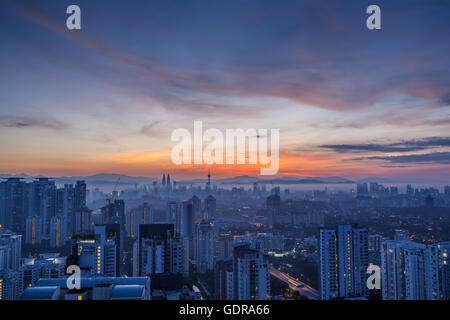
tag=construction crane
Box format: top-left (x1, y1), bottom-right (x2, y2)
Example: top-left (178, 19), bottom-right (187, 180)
top-left (112, 177), bottom-right (120, 200)
top-left (106, 176), bottom-right (121, 204)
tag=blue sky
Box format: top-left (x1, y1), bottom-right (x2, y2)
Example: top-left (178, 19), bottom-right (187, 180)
top-left (0, 0), bottom-right (449, 180)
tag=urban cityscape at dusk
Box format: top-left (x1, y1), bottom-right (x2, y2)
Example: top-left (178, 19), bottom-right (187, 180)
top-left (0, 0), bottom-right (449, 310)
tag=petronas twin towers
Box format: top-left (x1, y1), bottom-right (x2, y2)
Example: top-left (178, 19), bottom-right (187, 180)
top-left (162, 173), bottom-right (171, 187)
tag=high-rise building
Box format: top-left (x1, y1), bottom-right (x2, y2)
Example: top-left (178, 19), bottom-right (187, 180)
top-left (444, 186), bottom-right (450, 196)
top-left (0, 227), bottom-right (22, 271)
top-left (18, 253), bottom-right (66, 295)
top-left (247, 233), bottom-right (285, 253)
top-left (25, 215), bottom-right (42, 245)
top-left (180, 201), bottom-right (194, 237)
top-left (270, 186), bottom-right (280, 196)
top-left (0, 269), bottom-right (19, 300)
top-left (166, 201), bottom-right (180, 228)
top-left (233, 241), bottom-right (270, 300)
top-left (368, 234), bottom-right (384, 253)
top-left (204, 195), bottom-right (216, 219)
top-left (74, 180), bottom-right (87, 212)
top-left (439, 242), bottom-right (450, 300)
top-left (215, 233), bottom-right (234, 258)
top-left (214, 257), bottom-right (233, 300)
top-left (356, 183), bottom-right (369, 196)
top-left (74, 207), bottom-right (92, 235)
top-left (196, 220), bottom-right (214, 273)
top-left (70, 224), bottom-right (120, 277)
top-left (381, 240), bottom-right (449, 300)
top-left (266, 194), bottom-right (280, 227)
top-left (406, 184), bottom-right (414, 195)
top-left (50, 215), bottom-right (66, 248)
top-left (30, 178), bottom-right (57, 237)
top-left (0, 178), bottom-right (27, 233)
top-left (180, 201), bottom-right (195, 273)
top-left (394, 229), bottom-right (410, 241)
top-left (390, 186), bottom-right (398, 194)
top-left (101, 200), bottom-right (125, 225)
top-left (62, 184), bottom-right (75, 237)
top-left (319, 225), bottom-right (369, 300)
top-left (205, 170), bottom-right (211, 192)
top-left (133, 224), bottom-right (182, 276)
top-left (166, 174), bottom-right (171, 191)
top-left (190, 195), bottom-right (201, 220)
top-left (369, 182), bottom-right (379, 194)
top-left (126, 202), bottom-right (153, 238)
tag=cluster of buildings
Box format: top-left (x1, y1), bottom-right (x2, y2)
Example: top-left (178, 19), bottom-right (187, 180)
top-left (354, 182), bottom-right (450, 208)
top-left (2, 174), bottom-right (449, 301)
top-left (0, 178), bottom-right (89, 248)
top-left (319, 225), bottom-right (450, 300)
top-left (214, 241), bottom-right (270, 300)
top-left (266, 194), bottom-right (325, 227)
top-left (0, 172), bottom-right (272, 300)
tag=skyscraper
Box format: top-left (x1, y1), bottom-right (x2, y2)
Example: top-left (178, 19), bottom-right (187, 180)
top-left (70, 224), bottom-right (120, 277)
top-left (203, 195), bottom-right (216, 219)
top-left (232, 241), bottom-right (270, 300)
top-left (74, 207), bottom-right (92, 235)
top-left (101, 200), bottom-right (125, 225)
top-left (25, 215), bottom-right (42, 245)
top-left (74, 180), bottom-right (87, 212)
top-left (180, 201), bottom-right (195, 276)
top-left (206, 170), bottom-right (211, 192)
top-left (190, 195), bottom-right (201, 220)
top-left (180, 201), bottom-right (194, 237)
top-left (196, 220), bottom-right (214, 273)
top-left (356, 183), bottom-right (369, 196)
top-left (0, 227), bottom-right (22, 271)
top-left (62, 184), bottom-right (75, 236)
top-left (266, 194), bottom-right (280, 227)
top-left (215, 233), bottom-right (234, 259)
top-left (30, 178), bottom-right (57, 237)
top-left (0, 269), bottom-right (19, 300)
top-left (319, 225), bottom-right (369, 300)
top-left (126, 202), bottom-right (153, 238)
top-left (166, 173), bottom-right (171, 191)
top-left (214, 257), bottom-right (233, 300)
top-left (0, 178), bottom-right (27, 233)
top-left (50, 215), bottom-right (66, 248)
top-left (166, 201), bottom-right (180, 228)
top-left (381, 240), bottom-right (449, 300)
top-left (133, 224), bottom-right (182, 276)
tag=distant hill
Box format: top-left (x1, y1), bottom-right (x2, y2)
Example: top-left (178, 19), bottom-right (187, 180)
top-left (0, 173), bottom-right (354, 185)
top-left (218, 175), bottom-right (260, 184)
top-left (0, 173), bottom-right (157, 186)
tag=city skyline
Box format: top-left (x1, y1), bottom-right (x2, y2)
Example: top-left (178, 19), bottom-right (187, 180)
top-left (1, 0), bottom-right (449, 180)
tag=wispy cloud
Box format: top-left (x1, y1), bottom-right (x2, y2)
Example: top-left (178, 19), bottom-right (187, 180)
top-left (320, 137), bottom-right (450, 153)
top-left (0, 115), bottom-right (66, 130)
top-left (11, 1), bottom-right (449, 114)
top-left (356, 152), bottom-right (450, 164)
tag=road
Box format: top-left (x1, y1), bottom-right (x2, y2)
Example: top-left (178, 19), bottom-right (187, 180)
top-left (270, 266), bottom-right (319, 300)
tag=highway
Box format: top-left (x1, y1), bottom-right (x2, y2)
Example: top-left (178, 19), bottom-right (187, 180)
top-left (270, 266), bottom-right (319, 300)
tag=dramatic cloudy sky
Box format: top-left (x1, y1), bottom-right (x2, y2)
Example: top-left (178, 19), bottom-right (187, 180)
top-left (0, 0), bottom-right (449, 180)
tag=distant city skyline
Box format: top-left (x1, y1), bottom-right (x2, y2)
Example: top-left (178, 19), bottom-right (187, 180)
top-left (1, 1), bottom-right (449, 180)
